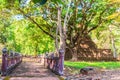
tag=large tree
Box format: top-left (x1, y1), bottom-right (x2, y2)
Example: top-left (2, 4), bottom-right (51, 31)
top-left (1, 0), bottom-right (119, 60)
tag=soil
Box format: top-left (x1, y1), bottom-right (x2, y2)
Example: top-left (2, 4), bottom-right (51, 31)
top-left (1, 57), bottom-right (120, 80)
top-left (1, 57), bottom-right (59, 80)
top-left (64, 66), bottom-right (120, 80)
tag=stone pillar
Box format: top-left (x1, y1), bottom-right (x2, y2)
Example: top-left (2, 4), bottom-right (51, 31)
top-left (1, 47), bottom-right (8, 76)
top-left (58, 49), bottom-right (64, 76)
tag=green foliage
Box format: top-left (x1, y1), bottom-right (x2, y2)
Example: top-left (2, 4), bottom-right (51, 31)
top-left (91, 24), bottom-right (120, 54)
top-left (0, 0), bottom-right (55, 56)
top-left (5, 20), bottom-right (55, 55)
top-left (0, 0), bottom-right (120, 57)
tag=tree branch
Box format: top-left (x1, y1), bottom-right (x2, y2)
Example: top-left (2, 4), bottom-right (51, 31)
top-left (63, 0), bottom-right (71, 40)
top-left (88, 8), bottom-right (107, 33)
top-left (80, 0), bottom-right (89, 34)
top-left (17, 8), bottom-right (55, 39)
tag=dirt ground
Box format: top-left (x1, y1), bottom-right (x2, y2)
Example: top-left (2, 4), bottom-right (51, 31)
top-left (1, 57), bottom-right (120, 80)
top-left (1, 57), bottom-right (59, 80)
top-left (64, 66), bottom-right (120, 80)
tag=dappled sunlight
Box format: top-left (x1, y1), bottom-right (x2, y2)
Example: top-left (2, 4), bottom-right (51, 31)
top-left (64, 61), bottom-right (120, 79)
top-left (10, 57), bottom-right (58, 79)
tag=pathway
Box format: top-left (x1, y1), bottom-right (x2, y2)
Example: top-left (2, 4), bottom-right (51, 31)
top-left (9, 57), bottom-right (59, 80)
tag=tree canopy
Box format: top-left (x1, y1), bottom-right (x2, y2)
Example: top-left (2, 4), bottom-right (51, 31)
top-left (0, 0), bottom-right (120, 59)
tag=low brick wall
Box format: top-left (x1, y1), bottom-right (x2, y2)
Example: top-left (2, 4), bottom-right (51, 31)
top-left (65, 49), bottom-right (119, 61)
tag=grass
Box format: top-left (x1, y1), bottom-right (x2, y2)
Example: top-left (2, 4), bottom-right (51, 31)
top-left (64, 61), bottom-right (120, 69)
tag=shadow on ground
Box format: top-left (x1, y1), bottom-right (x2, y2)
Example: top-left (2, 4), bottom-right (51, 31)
top-left (9, 57), bottom-right (58, 79)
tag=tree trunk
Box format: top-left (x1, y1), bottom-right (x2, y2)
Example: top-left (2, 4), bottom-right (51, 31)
top-left (109, 26), bottom-right (117, 59)
top-left (66, 35), bottom-right (97, 60)
top-left (71, 47), bottom-right (78, 61)
top-left (57, 7), bottom-right (65, 75)
top-left (34, 43), bottom-right (38, 57)
top-left (58, 7), bottom-right (65, 51)
top-left (55, 25), bottom-right (59, 54)
top-left (111, 36), bottom-right (117, 58)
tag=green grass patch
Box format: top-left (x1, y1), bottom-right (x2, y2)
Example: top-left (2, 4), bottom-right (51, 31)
top-left (64, 61), bottom-right (120, 69)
